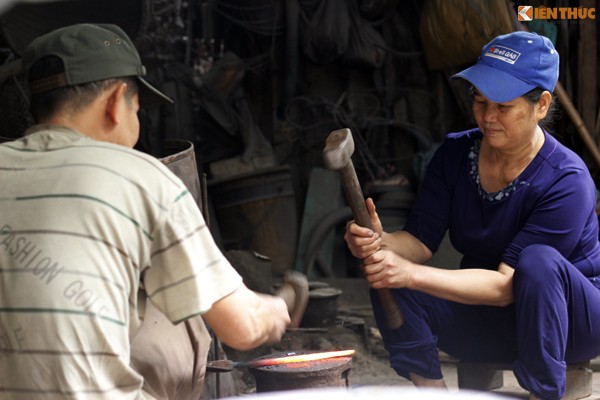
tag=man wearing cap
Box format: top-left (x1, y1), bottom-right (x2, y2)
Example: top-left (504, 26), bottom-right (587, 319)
top-left (345, 31), bottom-right (600, 400)
top-left (0, 23), bottom-right (290, 399)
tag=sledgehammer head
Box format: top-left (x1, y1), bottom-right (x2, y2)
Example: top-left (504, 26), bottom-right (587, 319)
top-left (323, 128), bottom-right (354, 170)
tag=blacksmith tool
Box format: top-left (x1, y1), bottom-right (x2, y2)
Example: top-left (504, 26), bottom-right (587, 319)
top-left (275, 270), bottom-right (309, 329)
top-left (206, 349), bottom-right (355, 372)
top-left (322, 128), bottom-right (404, 329)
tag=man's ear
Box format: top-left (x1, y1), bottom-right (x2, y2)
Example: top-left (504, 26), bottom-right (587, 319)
top-left (104, 82), bottom-right (129, 127)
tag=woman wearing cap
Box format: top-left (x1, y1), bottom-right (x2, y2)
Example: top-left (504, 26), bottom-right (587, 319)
top-left (345, 31), bottom-right (600, 400)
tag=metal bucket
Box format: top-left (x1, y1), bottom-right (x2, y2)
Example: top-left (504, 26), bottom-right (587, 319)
top-left (208, 166), bottom-right (297, 274)
top-left (159, 140), bottom-right (204, 212)
top-left (301, 287), bottom-right (343, 328)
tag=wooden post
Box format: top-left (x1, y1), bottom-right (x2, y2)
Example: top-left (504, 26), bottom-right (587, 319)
top-left (578, 0), bottom-right (597, 146)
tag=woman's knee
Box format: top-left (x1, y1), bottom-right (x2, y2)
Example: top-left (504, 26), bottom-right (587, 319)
top-left (514, 244), bottom-right (563, 284)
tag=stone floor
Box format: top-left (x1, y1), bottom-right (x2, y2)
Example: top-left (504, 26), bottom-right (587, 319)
top-left (443, 360), bottom-right (600, 399)
top-left (325, 278), bottom-right (600, 400)
top-left (215, 277), bottom-right (600, 399)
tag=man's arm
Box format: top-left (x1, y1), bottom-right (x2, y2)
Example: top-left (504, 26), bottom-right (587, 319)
top-left (202, 285), bottom-right (290, 351)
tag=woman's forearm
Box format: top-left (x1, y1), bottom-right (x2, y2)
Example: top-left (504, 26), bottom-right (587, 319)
top-left (384, 231), bottom-right (433, 264)
top-left (408, 261), bottom-right (514, 307)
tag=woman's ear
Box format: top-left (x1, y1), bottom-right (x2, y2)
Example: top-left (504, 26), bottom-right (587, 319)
top-left (536, 90), bottom-right (553, 119)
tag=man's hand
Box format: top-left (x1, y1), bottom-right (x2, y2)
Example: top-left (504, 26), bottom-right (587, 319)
top-left (203, 286), bottom-right (291, 351)
top-left (255, 293), bottom-right (290, 344)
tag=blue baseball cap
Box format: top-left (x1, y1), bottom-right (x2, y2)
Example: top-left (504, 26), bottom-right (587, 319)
top-left (451, 31), bottom-right (559, 103)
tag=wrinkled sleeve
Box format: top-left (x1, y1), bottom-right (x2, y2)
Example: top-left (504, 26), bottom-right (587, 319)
top-left (403, 140), bottom-right (457, 254)
top-left (503, 168), bottom-right (597, 267)
top-left (143, 191), bottom-right (243, 324)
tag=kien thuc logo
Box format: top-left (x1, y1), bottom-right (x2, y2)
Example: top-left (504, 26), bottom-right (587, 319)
top-left (517, 5), bottom-right (596, 21)
top-left (518, 6), bottom-right (533, 21)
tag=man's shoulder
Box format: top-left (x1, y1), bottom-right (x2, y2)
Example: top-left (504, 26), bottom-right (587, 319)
top-left (87, 142), bottom-right (185, 194)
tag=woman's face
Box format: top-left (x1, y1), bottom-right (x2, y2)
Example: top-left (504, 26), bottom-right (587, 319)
top-left (471, 89), bottom-right (550, 151)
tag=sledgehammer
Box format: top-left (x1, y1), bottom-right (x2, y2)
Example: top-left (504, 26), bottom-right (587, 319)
top-left (323, 128), bottom-right (404, 329)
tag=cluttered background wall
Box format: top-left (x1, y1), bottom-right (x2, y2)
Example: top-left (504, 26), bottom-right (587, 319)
top-left (0, 0), bottom-right (597, 280)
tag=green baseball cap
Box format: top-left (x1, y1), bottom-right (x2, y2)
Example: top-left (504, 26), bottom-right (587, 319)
top-left (22, 23), bottom-right (173, 108)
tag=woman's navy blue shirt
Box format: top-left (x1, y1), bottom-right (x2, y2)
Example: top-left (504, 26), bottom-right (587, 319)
top-left (403, 128), bottom-right (600, 277)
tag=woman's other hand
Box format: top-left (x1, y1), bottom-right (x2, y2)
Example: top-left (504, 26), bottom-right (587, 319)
top-left (362, 249), bottom-right (415, 289)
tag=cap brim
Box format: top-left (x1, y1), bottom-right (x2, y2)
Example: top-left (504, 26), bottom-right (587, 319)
top-left (450, 63), bottom-right (536, 103)
top-left (137, 76), bottom-right (173, 108)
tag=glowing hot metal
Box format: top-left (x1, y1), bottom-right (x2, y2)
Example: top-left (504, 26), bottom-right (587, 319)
top-left (250, 349), bottom-right (355, 367)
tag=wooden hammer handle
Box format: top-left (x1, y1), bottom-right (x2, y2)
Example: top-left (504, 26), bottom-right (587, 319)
top-left (340, 165), bottom-right (404, 329)
top-left (276, 270), bottom-right (309, 328)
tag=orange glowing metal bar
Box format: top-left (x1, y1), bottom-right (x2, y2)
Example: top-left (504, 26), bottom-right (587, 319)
top-left (250, 349), bottom-right (355, 367)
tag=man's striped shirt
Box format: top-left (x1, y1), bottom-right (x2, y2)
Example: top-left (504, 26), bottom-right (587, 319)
top-left (0, 125), bottom-right (242, 399)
